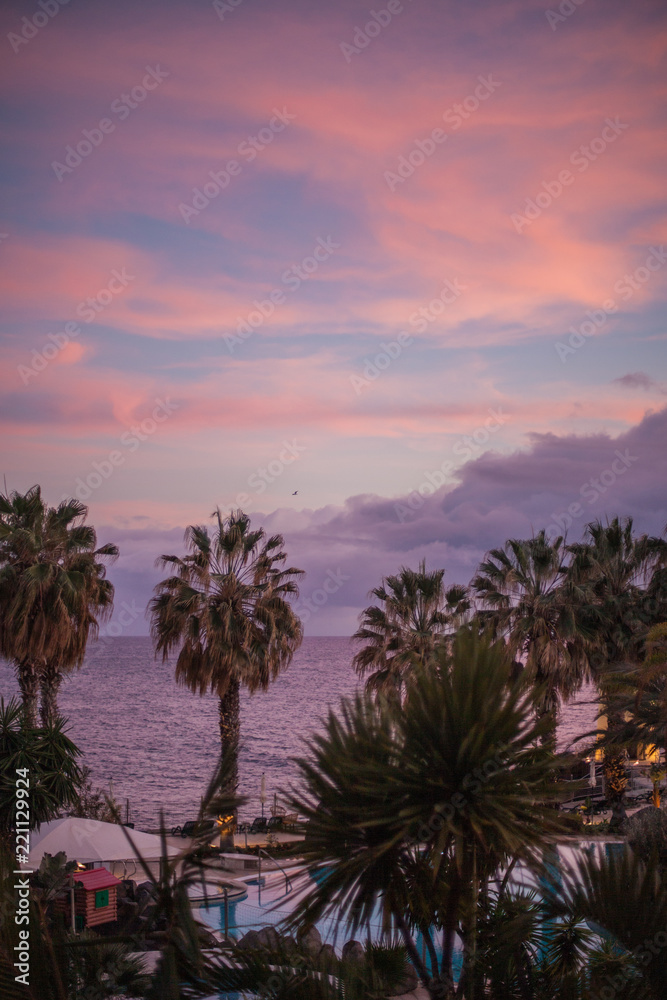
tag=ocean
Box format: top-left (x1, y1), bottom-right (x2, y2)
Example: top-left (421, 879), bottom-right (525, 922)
top-left (0, 636), bottom-right (598, 828)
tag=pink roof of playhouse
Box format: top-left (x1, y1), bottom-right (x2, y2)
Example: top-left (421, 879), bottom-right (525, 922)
top-left (74, 868), bottom-right (121, 892)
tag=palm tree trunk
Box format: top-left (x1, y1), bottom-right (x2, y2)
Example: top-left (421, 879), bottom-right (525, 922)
top-left (603, 751), bottom-right (628, 831)
top-left (218, 676), bottom-right (241, 792)
top-left (218, 677), bottom-right (240, 851)
top-left (16, 660), bottom-right (40, 728)
top-left (457, 849), bottom-right (481, 1000)
top-left (393, 912), bottom-right (436, 997)
top-left (439, 869), bottom-right (462, 1000)
top-left (40, 662), bottom-right (62, 727)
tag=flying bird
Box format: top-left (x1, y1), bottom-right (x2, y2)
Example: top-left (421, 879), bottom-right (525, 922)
top-left (292, 491), bottom-right (298, 495)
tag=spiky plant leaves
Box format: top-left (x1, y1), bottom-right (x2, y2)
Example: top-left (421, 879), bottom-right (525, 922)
top-left (66, 930), bottom-right (152, 998)
top-left (191, 937), bottom-right (409, 1000)
top-left (288, 631), bottom-right (573, 997)
top-left (0, 698), bottom-right (82, 837)
top-left (551, 847), bottom-right (667, 1000)
top-left (34, 851), bottom-right (78, 903)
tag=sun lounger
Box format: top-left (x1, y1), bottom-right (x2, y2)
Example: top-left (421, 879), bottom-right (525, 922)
top-left (170, 819), bottom-right (216, 838)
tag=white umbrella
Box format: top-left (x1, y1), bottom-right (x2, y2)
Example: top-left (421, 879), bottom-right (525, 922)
top-left (29, 817), bottom-right (180, 868)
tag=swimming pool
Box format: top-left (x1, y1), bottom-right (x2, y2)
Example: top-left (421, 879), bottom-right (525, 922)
top-left (195, 841), bottom-right (622, 976)
top-left (196, 865), bottom-right (389, 950)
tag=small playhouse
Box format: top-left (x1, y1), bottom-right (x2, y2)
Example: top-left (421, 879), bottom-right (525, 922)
top-left (69, 867), bottom-right (121, 930)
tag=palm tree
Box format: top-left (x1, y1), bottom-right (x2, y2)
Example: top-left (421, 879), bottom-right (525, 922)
top-left (471, 530), bottom-right (593, 717)
top-left (0, 743), bottom-right (410, 1000)
top-left (568, 518), bottom-right (666, 827)
top-left (289, 630), bottom-right (571, 999)
top-left (149, 508), bottom-right (304, 792)
top-left (39, 540), bottom-right (118, 726)
top-left (553, 847), bottom-right (667, 999)
top-left (352, 560), bottom-right (470, 701)
top-left (0, 751), bottom-right (241, 1000)
top-left (0, 486), bottom-right (118, 727)
top-left (595, 622), bottom-right (667, 810)
top-left (567, 517), bottom-right (666, 673)
top-left (0, 697), bottom-right (82, 840)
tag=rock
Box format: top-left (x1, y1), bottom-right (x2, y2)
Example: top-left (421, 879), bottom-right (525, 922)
top-left (135, 882), bottom-right (157, 909)
top-left (298, 925), bottom-right (322, 956)
top-left (278, 934), bottom-right (298, 954)
top-left (196, 925), bottom-right (219, 948)
top-left (136, 880), bottom-right (157, 897)
top-left (135, 893), bottom-right (156, 918)
top-left (342, 939), bottom-right (365, 964)
top-left (255, 926), bottom-right (281, 951)
top-left (318, 943), bottom-right (336, 966)
top-left (393, 961), bottom-right (419, 995)
top-left (236, 929), bottom-right (262, 951)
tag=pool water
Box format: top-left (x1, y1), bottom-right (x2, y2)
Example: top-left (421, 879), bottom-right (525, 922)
top-left (198, 866), bottom-right (391, 950)
top-left (198, 863), bottom-right (462, 976)
top-left (197, 842), bottom-right (621, 979)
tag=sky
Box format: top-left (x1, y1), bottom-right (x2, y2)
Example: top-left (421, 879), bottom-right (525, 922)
top-left (1, 0), bottom-right (666, 635)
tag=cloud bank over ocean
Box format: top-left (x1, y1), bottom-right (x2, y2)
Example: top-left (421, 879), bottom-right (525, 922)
top-left (101, 405), bottom-right (667, 635)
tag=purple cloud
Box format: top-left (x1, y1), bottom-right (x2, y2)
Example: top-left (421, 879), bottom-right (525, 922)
top-left (612, 372), bottom-right (666, 393)
top-left (99, 406), bottom-right (667, 636)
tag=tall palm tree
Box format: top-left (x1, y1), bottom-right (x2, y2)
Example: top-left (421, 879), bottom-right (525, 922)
top-left (39, 542), bottom-right (118, 726)
top-left (567, 517), bottom-right (666, 673)
top-left (0, 486), bottom-right (118, 727)
top-left (471, 530), bottom-right (593, 716)
top-left (149, 508), bottom-right (304, 792)
top-left (352, 560), bottom-right (470, 701)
